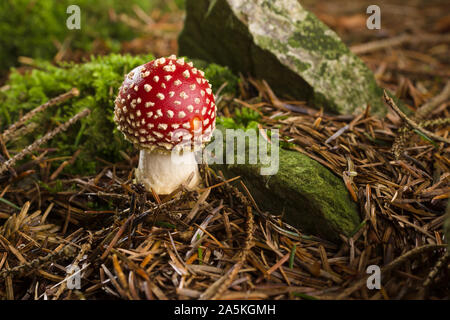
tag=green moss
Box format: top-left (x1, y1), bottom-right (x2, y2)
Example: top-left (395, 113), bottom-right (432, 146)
top-left (260, 0), bottom-right (286, 16)
top-left (291, 57), bottom-right (312, 73)
top-left (271, 148), bottom-right (360, 238)
top-left (289, 14), bottom-right (348, 61)
top-left (0, 0), bottom-right (155, 73)
top-left (216, 107), bottom-right (260, 131)
top-left (0, 54), bottom-right (239, 175)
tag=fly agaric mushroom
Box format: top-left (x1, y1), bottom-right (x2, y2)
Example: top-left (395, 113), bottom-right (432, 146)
top-left (113, 55), bottom-right (216, 194)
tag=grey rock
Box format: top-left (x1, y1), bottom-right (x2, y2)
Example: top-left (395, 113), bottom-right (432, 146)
top-left (179, 0), bottom-right (387, 115)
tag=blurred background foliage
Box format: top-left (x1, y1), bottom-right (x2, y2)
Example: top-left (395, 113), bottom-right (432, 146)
top-left (0, 0), bottom-right (185, 74)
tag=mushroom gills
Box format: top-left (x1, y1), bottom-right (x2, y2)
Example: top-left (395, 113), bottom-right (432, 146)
top-left (135, 149), bottom-right (200, 194)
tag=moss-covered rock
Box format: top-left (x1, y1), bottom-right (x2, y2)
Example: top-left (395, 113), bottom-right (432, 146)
top-left (210, 126), bottom-right (360, 241)
top-left (0, 54), bottom-right (238, 174)
top-left (179, 0), bottom-right (387, 115)
top-left (445, 201), bottom-right (450, 250)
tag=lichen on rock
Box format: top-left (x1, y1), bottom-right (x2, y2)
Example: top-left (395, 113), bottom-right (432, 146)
top-left (179, 0), bottom-right (387, 115)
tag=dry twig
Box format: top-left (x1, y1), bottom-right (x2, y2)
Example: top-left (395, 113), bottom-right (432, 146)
top-left (0, 108), bottom-right (90, 175)
top-left (1, 88), bottom-right (79, 143)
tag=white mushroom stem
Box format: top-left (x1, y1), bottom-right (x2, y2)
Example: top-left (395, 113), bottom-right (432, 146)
top-left (135, 149), bottom-right (200, 194)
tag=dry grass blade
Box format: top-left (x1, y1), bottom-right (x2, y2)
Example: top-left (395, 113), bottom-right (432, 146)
top-left (336, 244), bottom-right (447, 299)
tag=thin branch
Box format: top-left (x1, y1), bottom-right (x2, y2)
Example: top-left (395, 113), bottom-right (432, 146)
top-left (336, 244), bottom-right (446, 299)
top-left (391, 82), bottom-right (450, 158)
top-left (351, 33), bottom-right (450, 55)
top-left (383, 91), bottom-right (450, 145)
top-left (422, 252), bottom-right (449, 289)
top-left (0, 108), bottom-right (90, 175)
top-left (211, 206), bottom-right (254, 300)
top-left (2, 122), bottom-right (38, 144)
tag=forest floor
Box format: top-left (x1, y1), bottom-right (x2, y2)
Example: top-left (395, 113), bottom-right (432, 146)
top-left (0, 0), bottom-right (448, 300)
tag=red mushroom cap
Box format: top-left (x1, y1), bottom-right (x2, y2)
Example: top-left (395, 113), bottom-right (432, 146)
top-left (114, 55), bottom-right (216, 151)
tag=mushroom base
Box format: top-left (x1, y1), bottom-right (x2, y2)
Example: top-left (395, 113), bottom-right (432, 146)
top-left (135, 149), bottom-right (200, 195)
